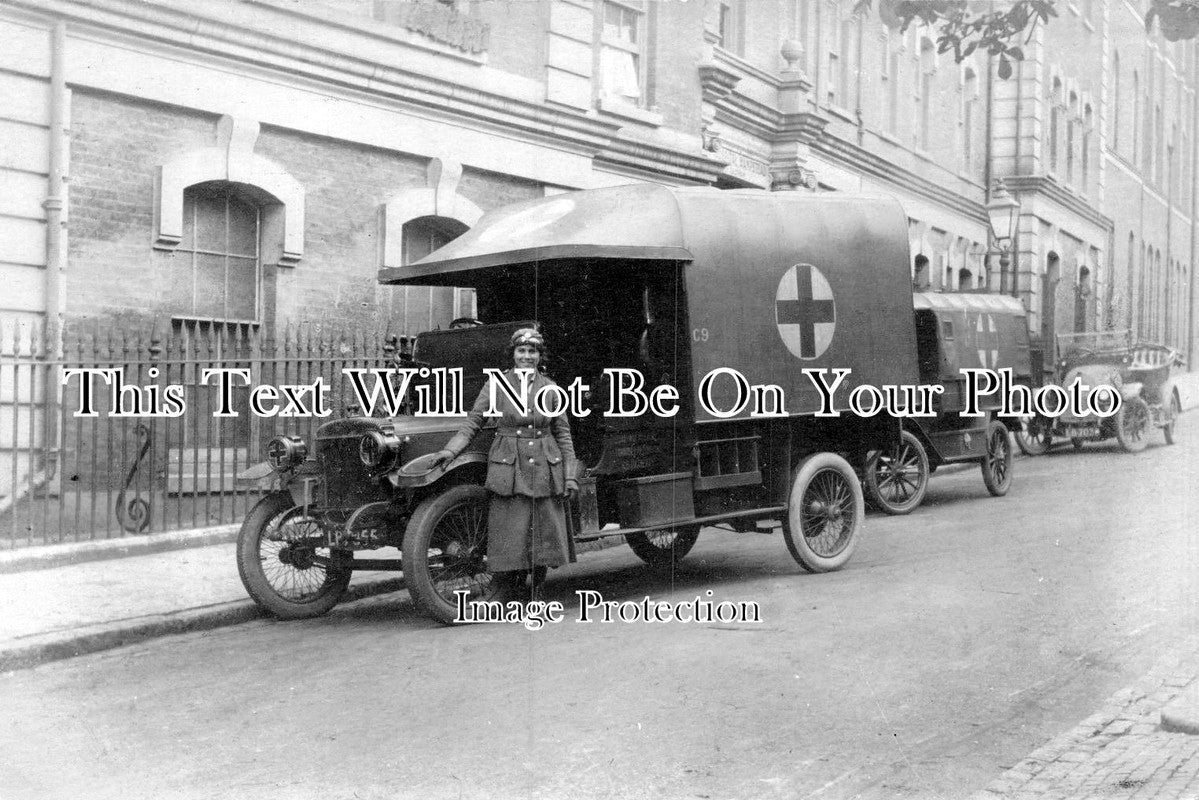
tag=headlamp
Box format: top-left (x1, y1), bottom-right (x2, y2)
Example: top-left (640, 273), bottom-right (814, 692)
top-left (359, 428), bottom-right (402, 468)
top-left (266, 435), bottom-right (307, 470)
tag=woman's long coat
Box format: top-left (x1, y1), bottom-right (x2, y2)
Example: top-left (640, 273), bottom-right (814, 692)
top-left (444, 369), bottom-right (577, 571)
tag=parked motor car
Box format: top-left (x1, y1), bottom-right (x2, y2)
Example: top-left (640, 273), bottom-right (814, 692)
top-left (1043, 331), bottom-right (1183, 453)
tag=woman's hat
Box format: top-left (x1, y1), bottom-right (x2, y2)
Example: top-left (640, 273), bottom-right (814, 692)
top-left (510, 327), bottom-right (544, 349)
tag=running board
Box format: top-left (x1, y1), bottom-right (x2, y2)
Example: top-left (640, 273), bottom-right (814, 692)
top-left (574, 506), bottom-right (787, 542)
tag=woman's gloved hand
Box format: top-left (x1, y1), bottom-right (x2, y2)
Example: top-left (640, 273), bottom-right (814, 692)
top-left (430, 449), bottom-right (455, 468)
top-left (565, 478), bottom-right (579, 500)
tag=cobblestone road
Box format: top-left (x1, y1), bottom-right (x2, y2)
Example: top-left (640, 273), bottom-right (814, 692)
top-left (973, 636), bottom-right (1199, 800)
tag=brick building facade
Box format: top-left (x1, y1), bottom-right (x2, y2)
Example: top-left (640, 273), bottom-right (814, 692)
top-left (0, 0), bottom-right (1196, 500)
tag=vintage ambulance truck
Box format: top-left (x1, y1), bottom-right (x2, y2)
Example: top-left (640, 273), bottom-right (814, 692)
top-left (861, 292), bottom-right (1030, 514)
top-left (237, 185), bottom-right (935, 624)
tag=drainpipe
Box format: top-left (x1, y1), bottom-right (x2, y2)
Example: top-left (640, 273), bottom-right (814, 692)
top-left (42, 20), bottom-right (66, 483)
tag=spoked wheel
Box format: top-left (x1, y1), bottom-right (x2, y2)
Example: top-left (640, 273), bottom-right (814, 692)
top-left (402, 485), bottom-right (504, 625)
top-left (863, 430), bottom-right (929, 515)
top-left (237, 492), bottom-right (351, 620)
top-left (981, 421), bottom-right (1014, 497)
top-left (1115, 396), bottom-right (1151, 453)
top-left (1015, 415), bottom-right (1053, 456)
top-left (783, 453), bottom-right (863, 573)
top-left (626, 526), bottom-right (700, 570)
top-left (1164, 395), bottom-right (1182, 445)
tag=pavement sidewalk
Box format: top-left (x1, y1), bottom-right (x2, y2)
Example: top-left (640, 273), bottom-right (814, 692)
top-left (0, 535), bottom-right (404, 672)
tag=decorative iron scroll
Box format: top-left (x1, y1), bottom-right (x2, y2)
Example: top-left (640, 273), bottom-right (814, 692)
top-left (115, 424), bottom-right (152, 534)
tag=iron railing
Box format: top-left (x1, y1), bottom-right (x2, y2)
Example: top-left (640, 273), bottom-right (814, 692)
top-left (0, 320), bottom-right (405, 549)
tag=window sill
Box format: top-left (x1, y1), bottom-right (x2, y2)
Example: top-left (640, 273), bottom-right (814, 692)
top-left (597, 97), bottom-right (663, 127)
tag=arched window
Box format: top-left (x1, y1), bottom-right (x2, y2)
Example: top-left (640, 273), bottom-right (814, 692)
top-left (167, 182), bottom-right (265, 448)
top-left (401, 216), bottom-right (464, 265)
top-left (169, 182), bottom-right (261, 326)
top-left (913, 253), bottom-right (929, 290)
top-left (1074, 265), bottom-right (1091, 333)
top-left (394, 216), bottom-right (473, 331)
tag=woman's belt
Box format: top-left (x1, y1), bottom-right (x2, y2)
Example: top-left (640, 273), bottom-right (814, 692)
top-left (495, 426), bottom-right (551, 438)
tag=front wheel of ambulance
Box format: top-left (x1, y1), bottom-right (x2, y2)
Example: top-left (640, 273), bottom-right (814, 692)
top-left (237, 492), bottom-right (351, 620)
top-left (783, 453), bottom-right (863, 573)
top-left (863, 430), bottom-right (929, 515)
top-left (403, 485), bottom-right (503, 625)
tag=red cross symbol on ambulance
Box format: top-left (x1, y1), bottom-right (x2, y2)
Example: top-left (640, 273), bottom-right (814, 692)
top-left (975, 313), bottom-right (999, 369)
top-left (775, 263), bottom-right (836, 360)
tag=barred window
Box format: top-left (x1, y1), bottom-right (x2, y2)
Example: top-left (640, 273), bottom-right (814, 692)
top-left (168, 183), bottom-right (260, 324)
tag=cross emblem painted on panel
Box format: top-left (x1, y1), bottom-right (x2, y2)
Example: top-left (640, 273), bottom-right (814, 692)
top-left (775, 263), bottom-right (836, 360)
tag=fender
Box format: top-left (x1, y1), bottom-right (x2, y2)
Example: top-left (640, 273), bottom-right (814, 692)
top-left (236, 461), bottom-right (275, 483)
top-left (388, 452), bottom-right (487, 488)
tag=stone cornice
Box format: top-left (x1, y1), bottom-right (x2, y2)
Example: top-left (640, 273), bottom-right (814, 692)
top-left (1003, 175), bottom-right (1115, 233)
top-left (596, 136), bottom-right (728, 186)
top-left (707, 74), bottom-right (988, 223)
top-left (9, 0), bottom-right (720, 186)
top-left (698, 61), bottom-right (741, 105)
top-left (811, 134), bottom-right (990, 225)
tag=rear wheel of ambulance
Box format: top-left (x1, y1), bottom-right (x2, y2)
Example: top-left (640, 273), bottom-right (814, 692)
top-left (863, 430), bottom-right (928, 515)
top-left (981, 420), bottom-right (1014, 497)
top-left (237, 492), bottom-right (351, 620)
top-left (783, 453), bottom-right (863, 573)
top-left (626, 527), bottom-right (700, 571)
top-left (403, 485), bottom-right (506, 625)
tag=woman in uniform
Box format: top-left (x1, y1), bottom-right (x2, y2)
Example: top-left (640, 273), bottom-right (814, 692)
top-left (431, 327), bottom-right (578, 600)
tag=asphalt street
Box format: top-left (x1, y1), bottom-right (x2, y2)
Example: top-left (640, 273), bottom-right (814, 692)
top-left (1, 432), bottom-right (1197, 800)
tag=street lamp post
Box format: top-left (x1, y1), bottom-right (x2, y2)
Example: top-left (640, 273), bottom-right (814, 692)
top-left (985, 179), bottom-right (1021, 297)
